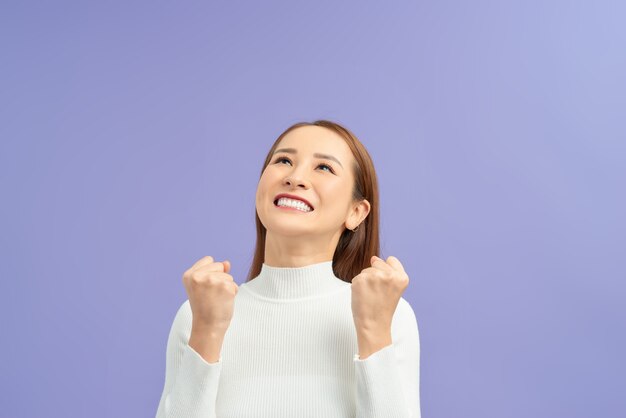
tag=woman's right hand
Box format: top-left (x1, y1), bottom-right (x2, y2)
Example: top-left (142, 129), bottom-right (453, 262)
top-left (182, 256), bottom-right (238, 333)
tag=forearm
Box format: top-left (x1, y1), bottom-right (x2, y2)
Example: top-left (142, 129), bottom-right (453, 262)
top-left (155, 301), bottom-right (224, 418)
top-left (189, 321), bottom-right (226, 364)
top-left (353, 309), bottom-right (418, 418)
top-left (356, 327), bottom-right (392, 359)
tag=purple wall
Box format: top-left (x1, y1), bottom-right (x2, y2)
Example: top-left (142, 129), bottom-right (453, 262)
top-left (1, 1), bottom-right (624, 417)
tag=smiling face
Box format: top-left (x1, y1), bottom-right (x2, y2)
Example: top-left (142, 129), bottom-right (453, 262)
top-left (255, 125), bottom-right (370, 247)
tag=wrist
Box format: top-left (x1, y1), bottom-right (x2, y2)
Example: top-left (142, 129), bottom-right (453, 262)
top-left (188, 326), bottom-right (226, 364)
top-left (192, 321), bottom-right (228, 337)
top-left (356, 328), bottom-right (392, 359)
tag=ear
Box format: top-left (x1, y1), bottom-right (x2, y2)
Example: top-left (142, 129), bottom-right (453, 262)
top-left (348, 199), bottom-right (370, 229)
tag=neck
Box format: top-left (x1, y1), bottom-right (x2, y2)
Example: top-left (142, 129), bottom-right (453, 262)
top-left (243, 260), bottom-right (347, 300)
top-left (263, 230), bottom-right (343, 267)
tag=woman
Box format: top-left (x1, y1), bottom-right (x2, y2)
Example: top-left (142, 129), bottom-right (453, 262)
top-left (155, 120), bottom-right (421, 417)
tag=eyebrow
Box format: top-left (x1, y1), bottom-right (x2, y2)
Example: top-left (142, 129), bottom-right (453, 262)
top-left (273, 148), bottom-right (344, 169)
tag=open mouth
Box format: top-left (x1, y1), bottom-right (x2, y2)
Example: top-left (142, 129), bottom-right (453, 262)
top-left (273, 198), bottom-right (314, 212)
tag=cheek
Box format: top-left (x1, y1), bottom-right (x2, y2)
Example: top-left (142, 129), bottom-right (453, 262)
top-left (255, 177), bottom-right (265, 198)
top-left (256, 173), bottom-right (274, 202)
top-left (320, 184), bottom-right (349, 206)
top-left (259, 167), bottom-right (276, 183)
top-left (324, 180), bottom-right (348, 195)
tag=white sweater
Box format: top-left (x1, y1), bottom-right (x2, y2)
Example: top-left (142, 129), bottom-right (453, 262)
top-left (155, 260), bottom-right (421, 418)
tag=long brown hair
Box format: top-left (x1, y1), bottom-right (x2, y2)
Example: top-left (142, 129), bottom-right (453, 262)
top-left (245, 120), bottom-right (381, 283)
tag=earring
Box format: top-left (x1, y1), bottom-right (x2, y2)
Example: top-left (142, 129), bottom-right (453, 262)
top-left (351, 224), bottom-right (360, 232)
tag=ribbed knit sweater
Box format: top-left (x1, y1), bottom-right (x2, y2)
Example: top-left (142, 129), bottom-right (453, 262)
top-left (155, 260), bottom-right (421, 417)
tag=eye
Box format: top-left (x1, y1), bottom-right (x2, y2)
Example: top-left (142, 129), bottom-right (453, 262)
top-left (273, 156), bottom-right (335, 174)
top-left (275, 157), bottom-right (291, 165)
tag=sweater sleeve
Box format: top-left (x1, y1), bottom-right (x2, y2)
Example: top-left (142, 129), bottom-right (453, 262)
top-left (353, 297), bottom-right (421, 418)
top-left (155, 300), bottom-right (223, 418)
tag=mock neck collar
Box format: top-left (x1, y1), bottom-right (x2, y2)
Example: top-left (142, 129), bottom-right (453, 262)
top-left (243, 260), bottom-right (347, 300)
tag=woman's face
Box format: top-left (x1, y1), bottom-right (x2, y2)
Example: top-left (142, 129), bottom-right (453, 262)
top-left (256, 125), bottom-right (367, 239)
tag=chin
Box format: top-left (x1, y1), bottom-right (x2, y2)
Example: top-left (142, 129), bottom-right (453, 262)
top-left (265, 221), bottom-right (314, 236)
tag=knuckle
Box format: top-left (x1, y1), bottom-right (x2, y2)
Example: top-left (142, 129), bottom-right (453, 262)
top-left (190, 271), bottom-right (207, 284)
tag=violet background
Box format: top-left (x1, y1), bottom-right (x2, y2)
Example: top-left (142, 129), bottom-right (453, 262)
top-left (1, 1), bottom-right (624, 417)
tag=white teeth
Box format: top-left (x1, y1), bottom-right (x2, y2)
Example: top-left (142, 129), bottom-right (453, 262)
top-left (276, 197), bottom-right (312, 212)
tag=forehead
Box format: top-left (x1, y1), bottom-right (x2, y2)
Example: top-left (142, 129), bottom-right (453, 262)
top-left (277, 126), bottom-right (352, 157)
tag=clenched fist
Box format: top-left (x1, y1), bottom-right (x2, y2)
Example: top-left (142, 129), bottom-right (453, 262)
top-left (351, 255), bottom-right (410, 335)
top-left (182, 256), bottom-right (239, 333)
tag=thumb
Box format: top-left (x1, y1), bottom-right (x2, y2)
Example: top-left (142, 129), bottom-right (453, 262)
top-left (222, 260), bottom-right (231, 273)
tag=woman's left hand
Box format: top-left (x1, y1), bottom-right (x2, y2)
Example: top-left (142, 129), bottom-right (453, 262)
top-left (351, 255), bottom-right (410, 336)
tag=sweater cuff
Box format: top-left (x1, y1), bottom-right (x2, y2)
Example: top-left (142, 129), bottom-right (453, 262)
top-left (185, 343), bottom-right (223, 366)
top-left (353, 342), bottom-right (394, 361)
top-left (353, 343), bottom-right (411, 417)
top-left (167, 344), bottom-right (222, 414)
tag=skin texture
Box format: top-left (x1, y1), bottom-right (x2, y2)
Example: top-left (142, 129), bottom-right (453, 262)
top-left (352, 255), bottom-right (410, 358)
top-left (255, 125), bottom-right (370, 267)
top-left (255, 125), bottom-right (410, 359)
top-left (184, 257), bottom-right (237, 363)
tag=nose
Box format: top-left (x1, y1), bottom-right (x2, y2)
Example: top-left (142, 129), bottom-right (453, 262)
top-left (283, 172), bottom-right (309, 189)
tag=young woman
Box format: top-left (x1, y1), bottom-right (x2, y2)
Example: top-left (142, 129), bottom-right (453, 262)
top-left (155, 120), bottom-right (421, 417)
